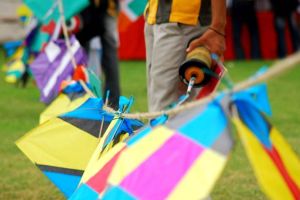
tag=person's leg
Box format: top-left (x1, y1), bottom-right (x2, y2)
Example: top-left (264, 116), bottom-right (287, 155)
top-left (274, 15), bottom-right (287, 58)
top-left (246, 7), bottom-right (262, 59)
top-left (100, 13), bottom-right (121, 109)
top-left (146, 23), bottom-right (183, 112)
top-left (146, 23), bottom-right (207, 112)
top-left (231, 6), bottom-right (245, 59)
top-left (287, 13), bottom-right (300, 52)
top-left (76, 6), bottom-right (99, 45)
top-left (87, 37), bottom-right (102, 76)
top-left (144, 23), bottom-right (154, 111)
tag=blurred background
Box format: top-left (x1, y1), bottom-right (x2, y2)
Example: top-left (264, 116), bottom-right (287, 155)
top-left (1, 0), bottom-right (300, 60)
top-left (0, 0), bottom-right (299, 200)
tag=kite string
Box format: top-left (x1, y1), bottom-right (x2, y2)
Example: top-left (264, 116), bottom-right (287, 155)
top-left (55, 0), bottom-right (300, 120)
top-left (56, 0), bottom-right (95, 98)
top-left (57, 0), bottom-right (77, 69)
top-left (103, 52), bottom-right (300, 120)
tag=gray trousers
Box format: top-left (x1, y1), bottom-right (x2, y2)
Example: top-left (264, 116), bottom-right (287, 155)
top-left (145, 23), bottom-right (208, 112)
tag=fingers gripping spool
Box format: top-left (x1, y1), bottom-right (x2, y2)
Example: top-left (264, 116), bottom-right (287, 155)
top-left (179, 46), bottom-right (213, 88)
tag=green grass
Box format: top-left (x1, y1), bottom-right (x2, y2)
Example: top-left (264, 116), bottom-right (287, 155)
top-left (0, 51), bottom-right (299, 200)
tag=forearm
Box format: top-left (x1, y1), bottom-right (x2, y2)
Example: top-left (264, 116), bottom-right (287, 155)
top-left (186, 0), bottom-right (227, 55)
top-left (210, 0), bottom-right (227, 33)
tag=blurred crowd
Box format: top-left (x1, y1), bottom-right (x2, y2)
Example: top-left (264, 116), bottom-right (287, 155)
top-left (227, 0), bottom-right (300, 59)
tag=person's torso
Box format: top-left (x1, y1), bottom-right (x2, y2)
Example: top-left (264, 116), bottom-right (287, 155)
top-left (145, 0), bottom-right (212, 26)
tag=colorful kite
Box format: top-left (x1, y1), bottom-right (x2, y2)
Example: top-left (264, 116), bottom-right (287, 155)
top-left (17, 97), bottom-right (143, 198)
top-left (24, 0), bottom-right (89, 24)
top-left (232, 85), bottom-right (300, 200)
top-left (69, 99), bottom-right (233, 199)
top-left (39, 64), bottom-right (103, 124)
top-left (39, 81), bottom-right (91, 124)
top-left (4, 46), bottom-right (30, 85)
top-left (71, 65), bottom-right (102, 98)
top-left (30, 36), bottom-right (87, 103)
top-left (2, 41), bottom-right (23, 58)
top-left (17, 98), bottom-right (111, 197)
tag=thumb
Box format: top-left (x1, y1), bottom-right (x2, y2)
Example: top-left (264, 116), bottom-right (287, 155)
top-left (186, 37), bottom-right (205, 53)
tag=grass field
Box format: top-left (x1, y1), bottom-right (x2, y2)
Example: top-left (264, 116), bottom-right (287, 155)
top-left (0, 50), bottom-right (299, 200)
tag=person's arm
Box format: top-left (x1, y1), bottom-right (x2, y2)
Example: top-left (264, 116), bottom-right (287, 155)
top-left (187, 0), bottom-right (227, 59)
top-left (210, 0), bottom-right (227, 32)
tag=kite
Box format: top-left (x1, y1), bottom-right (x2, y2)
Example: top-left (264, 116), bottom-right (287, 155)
top-left (39, 81), bottom-right (91, 124)
top-left (30, 36), bottom-right (87, 103)
top-left (24, 0), bottom-right (89, 24)
top-left (39, 64), bottom-right (103, 123)
top-left (70, 98), bottom-right (233, 200)
top-left (2, 41), bottom-right (23, 58)
top-left (16, 97), bottom-right (143, 198)
top-left (232, 84), bottom-right (300, 200)
top-left (4, 46), bottom-right (30, 85)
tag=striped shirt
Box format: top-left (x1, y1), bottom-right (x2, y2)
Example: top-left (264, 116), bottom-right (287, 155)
top-left (145, 0), bottom-right (212, 26)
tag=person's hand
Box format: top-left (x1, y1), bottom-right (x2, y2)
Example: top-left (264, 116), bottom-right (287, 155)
top-left (186, 28), bottom-right (226, 61)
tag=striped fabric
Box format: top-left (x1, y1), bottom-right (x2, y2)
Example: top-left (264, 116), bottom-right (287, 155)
top-left (145, 0), bottom-right (212, 26)
top-left (69, 100), bottom-right (233, 199)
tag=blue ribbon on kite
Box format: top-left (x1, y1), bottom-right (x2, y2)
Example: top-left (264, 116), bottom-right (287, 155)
top-left (232, 84), bottom-right (272, 117)
top-left (232, 84), bottom-right (273, 149)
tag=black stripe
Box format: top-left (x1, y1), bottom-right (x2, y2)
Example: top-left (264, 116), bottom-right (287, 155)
top-left (156, 0), bottom-right (173, 24)
top-left (59, 117), bottom-right (110, 138)
top-left (36, 164), bottom-right (84, 176)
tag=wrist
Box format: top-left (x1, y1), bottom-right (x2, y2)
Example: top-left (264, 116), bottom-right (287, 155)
top-left (208, 27), bottom-right (226, 37)
top-left (210, 21), bottom-right (226, 34)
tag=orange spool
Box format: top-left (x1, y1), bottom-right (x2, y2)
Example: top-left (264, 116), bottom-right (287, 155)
top-left (179, 46), bottom-right (212, 87)
top-left (184, 66), bottom-right (205, 85)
